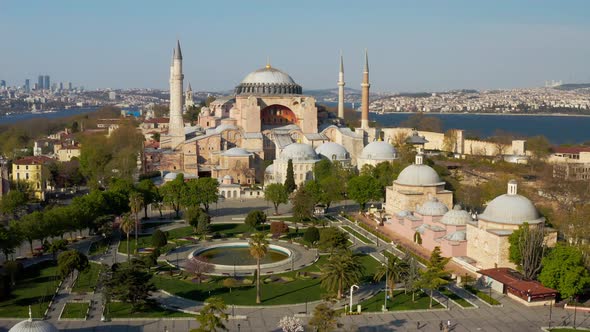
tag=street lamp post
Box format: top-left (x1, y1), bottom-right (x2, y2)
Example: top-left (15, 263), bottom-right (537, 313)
top-left (383, 257), bottom-right (389, 311)
top-left (350, 284), bottom-right (359, 313)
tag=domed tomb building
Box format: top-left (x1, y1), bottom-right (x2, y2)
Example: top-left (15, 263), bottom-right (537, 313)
top-left (265, 142), bottom-right (320, 186)
top-left (465, 180), bottom-right (556, 269)
top-left (356, 140), bottom-right (398, 169)
top-left (384, 154), bottom-right (452, 215)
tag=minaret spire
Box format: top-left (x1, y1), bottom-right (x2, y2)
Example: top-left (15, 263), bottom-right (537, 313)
top-left (360, 49), bottom-right (371, 129)
top-left (337, 51), bottom-right (345, 120)
top-left (175, 40), bottom-right (182, 60)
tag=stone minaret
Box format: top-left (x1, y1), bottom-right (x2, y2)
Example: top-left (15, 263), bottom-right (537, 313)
top-left (337, 52), bottom-right (345, 119)
top-left (360, 49), bottom-right (370, 129)
top-left (168, 40), bottom-right (185, 148)
top-left (185, 82), bottom-right (194, 111)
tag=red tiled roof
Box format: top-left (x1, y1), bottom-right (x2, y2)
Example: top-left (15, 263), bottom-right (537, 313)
top-left (13, 156), bottom-right (54, 165)
top-left (552, 146), bottom-right (590, 154)
top-left (478, 268), bottom-right (556, 297)
top-left (144, 118), bottom-right (169, 124)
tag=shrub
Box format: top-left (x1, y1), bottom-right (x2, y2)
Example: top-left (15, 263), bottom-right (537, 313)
top-left (151, 229), bottom-right (168, 248)
top-left (303, 226), bottom-right (320, 245)
top-left (270, 221), bottom-right (289, 237)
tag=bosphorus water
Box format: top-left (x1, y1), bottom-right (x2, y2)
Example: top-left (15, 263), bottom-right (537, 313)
top-left (0, 107), bottom-right (100, 125)
top-left (369, 113), bottom-right (590, 145)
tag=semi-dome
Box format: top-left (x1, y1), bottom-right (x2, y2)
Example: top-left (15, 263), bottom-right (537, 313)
top-left (235, 64), bottom-right (302, 95)
top-left (265, 164), bottom-right (274, 174)
top-left (316, 142), bottom-right (349, 161)
top-left (417, 197), bottom-right (448, 216)
top-left (215, 124), bottom-right (238, 133)
top-left (360, 141), bottom-right (398, 161)
top-left (9, 320), bottom-right (58, 332)
top-left (223, 147), bottom-right (252, 157)
top-left (395, 154), bottom-right (442, 186)
top-left (444, 231), bottom-right (466, 241)
top-left (478, 180), bottom-right (544, 225)
top-left (280, 143), bottom-right (318, 161)
top-left (441, 205), bottom-right (472, 225)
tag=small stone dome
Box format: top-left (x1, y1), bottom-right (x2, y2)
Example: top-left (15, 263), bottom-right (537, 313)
top-left (417, 197), bottom-right (448, 216)
top-left (316, 142), bottom-right (349, 161)
top-left (223, 175), bottom-right (233, 180)
top-left (201, 107), bottom-right (211, 116)
top-left (280, 143), bottom-right (318, 161)
top-left (360, 141), bottom-right (398, 161)
top-left (9, 320), bottom-right (58, 332)
top-left (441, 205), bottom-right (472, 225)
top-left (444, 231), bottom-right (466, 241)
top-left (223, 147), bottom-right (251, 157)
top-left (163, 172), bottom-right (179, 181)
top-left (215, 124), bottom-right (238, 133)
top-left (479, 180), bottom-right (544, 225)
top-left (395, 154), bottom-right (442, 186)
top-left (265, 164), bottom-right (274, 174)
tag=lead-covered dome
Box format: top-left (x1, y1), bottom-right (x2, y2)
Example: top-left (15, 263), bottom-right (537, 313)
top-left (395, 154), bottom-right (442, 186)
top-left (478, 180), bottom-right (544, 225)
top-left (316, 142), bottom-right (349, 161)
top-left (235, 64), bottom-right (302, 95)
top-left (441, 205), bottom-right (472, 225)
top-left (280, 143), bottom-right (318, 161)
top-left (9, 320), bottom-right (58, 332)
top-left (360, 141), bottom-right (398, 161)
top-left (417, 197), bottom-right (448, 216)
top-left (223, 147), bottom-right (252, 157)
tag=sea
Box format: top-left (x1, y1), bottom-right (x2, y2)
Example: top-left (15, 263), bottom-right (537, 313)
top-left (0, 107), bottom-right (100, 125)
top-left (321, 102), bottom-right (590, 145)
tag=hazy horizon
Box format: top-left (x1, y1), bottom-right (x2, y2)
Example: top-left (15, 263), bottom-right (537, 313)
top-left (2, 0), bottom-right (590, 92)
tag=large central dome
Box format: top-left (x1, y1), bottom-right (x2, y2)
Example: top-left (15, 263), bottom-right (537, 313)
top-left (235, 64), bottom-right (302, 95)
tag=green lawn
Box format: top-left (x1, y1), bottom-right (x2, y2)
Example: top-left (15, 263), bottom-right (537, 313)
top-left (464, 285), bottom-right (501, 305)
top-left (106, 302), bottom-right (195, 318)
top-left (60, 302), bottom-right (89, 319)
top-left (0, 261), bottom-right (59, 318)
top-left (439, 288), bottom-right (474, 308)
top-left (154, 254), bottom-right (380, 305)
top-left (341, 226), bottom-right (374, 244)
top-left (356, 290), bottom-right (443, 312)
top-left (72, 262), bottom-right (102, 293)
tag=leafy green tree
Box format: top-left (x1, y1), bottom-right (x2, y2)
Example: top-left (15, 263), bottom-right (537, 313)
top-left (0, 225), bottom-right (22, 261)
top-left (46, 239), bottom-right (68, 261)
top-left (318, 227), bottom-right (349, 253)
top-left (58, 250), bottom-right (89, 280)
top-left (318, 176), bottom-right (343, 210)
top-left (303, 226), bottom-right (320, 246)
top-left (400, 112), bottom-right (442, 132)
top-left (245, 210), bottom-right (266, 231)
top-left (347, 175), bottom-right (382, 211)
top-left (12, 211), bottom-right (43, 255)
top-left (320, 249), bottom-right (364, 299)
top-left (79, 134), bottom-right (111, 187)
top-left (105, 259), bottom-right (156, 312)
top-left (402, 254), bottom-right (421, 301)
top-left (308, 303), bottom-right (337, 332)
top-left (151, 230), bottom-right (167, 249)
top-left (284, 159), bottom-right (296, 193)
top-left (526, 135), bottom-right (551, 169)
top-left (135, 179), bottom-right (157, 219)
top-left (508, 222), bottom-right (546, 279)
top-left (0, 190), bottom-right (28, 218)
top-left (418, 247), bottom-right (450, 308)
top-left (193, 296), bottom-right (228, 332)
top-left (160, 173), bottom-right (186, 218)
top-left (264, 183), bottom-right (288, 215)
top-left (303, 180), bottom-right (323, 205)
top-left (374, 254), bottom-right (409, 298)
top-left (539, 244), bottom-right (590, 299)
top-left (4, 260), bottom-right (23, 286)
top-left (249, 232), bottom-right (269, 304)
top-left (291, 187), bottom-right (315, 224)
top-left (185, 207), bottom-right (211, 236)
top-left (313, 159), bottom-right (333, 182)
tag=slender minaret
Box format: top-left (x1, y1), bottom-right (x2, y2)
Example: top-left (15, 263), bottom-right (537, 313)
top-left (360, 49), bottom-right (370, 129)
top-left (168, 40), bottom-right (185, 148)
top-left (185, 82), bottom-right (194, 110)
top-left (337, 52), bottom-right (345, 119)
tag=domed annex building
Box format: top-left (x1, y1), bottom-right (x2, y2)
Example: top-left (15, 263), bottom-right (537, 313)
top-left (384, 154), bottom-right (453, 214)
top-left (465, 180), bottom-right (556, 270)
top-left (357, 140), bottom-right (398, 169)
top-left (265, 142), bottom-right (320, 186)
top-left (9, 309), bottom-right (58, 332)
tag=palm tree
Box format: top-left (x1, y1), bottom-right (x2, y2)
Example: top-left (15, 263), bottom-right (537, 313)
top-left (249, 232), bottom-right (268, 304)
top-left (320, 249), bottom-right (364, 299)
top-left (120, 214), bottom-right (134, 262)
top-left (373, 254), bottom-right (409, 299)
top-left (194, 296), bottom-right (228, 332)
top-left (129, 192), bottom-right (144, 255)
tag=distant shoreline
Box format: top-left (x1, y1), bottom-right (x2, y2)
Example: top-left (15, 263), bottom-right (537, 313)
top-left (371, 111), bottom-right (590, 118)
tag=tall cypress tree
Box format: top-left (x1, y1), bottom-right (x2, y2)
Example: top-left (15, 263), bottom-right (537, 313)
top-left (284, 159), bottom-right (296, 193)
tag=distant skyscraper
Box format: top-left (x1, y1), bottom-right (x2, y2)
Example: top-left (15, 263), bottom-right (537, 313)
top-left (38, 75), bottom-right (44, 90)
top-left (59, 82), bottom-right (63, 91)
top-left (0, 80), bottom-right (5, 89)
top-left (24, 79), bottom-right (30, 92)
top-left (44, 75), bottom-right (50, 91)
top-left (67, 82), bottom-right (72, 90)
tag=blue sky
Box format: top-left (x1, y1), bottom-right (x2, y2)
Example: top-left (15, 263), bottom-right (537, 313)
top-left (1, 0), bottom-right (589, 92)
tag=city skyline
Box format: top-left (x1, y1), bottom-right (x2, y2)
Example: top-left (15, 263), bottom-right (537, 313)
top-left (1, 0), bottom-right (590, 92)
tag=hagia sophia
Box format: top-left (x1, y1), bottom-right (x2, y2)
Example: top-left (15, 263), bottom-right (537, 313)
top-left (143, 41), bottom-right (554, 272)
